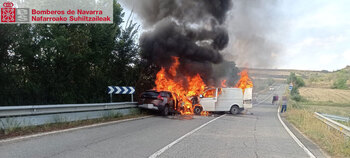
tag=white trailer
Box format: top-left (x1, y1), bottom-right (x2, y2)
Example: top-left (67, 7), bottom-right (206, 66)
top-left (194, 88), bottom-right (253, 115)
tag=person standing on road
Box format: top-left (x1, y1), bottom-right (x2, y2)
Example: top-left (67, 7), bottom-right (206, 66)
top-left (272, 94), bottom-right (279, 105)
top-left (275, 95), bottom-right (279, 105)
top-left (281, 96), bottom-right (287, 113)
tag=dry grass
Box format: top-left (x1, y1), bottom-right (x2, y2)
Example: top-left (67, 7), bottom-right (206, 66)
top-left (286, 86), bottom-right (350, 157)
top-left (286, 106), bottom-right (350, 157)
top-left (307, 81), bottom-right (333, 88)
top-left (299, 87), bottom-right (350, 118)
top-left (305, 105), bottom-right (350, 118)
top-left (300, 87), bottom-right (350, 104)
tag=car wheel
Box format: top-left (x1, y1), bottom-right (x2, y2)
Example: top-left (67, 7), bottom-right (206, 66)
top-left (194, 106), bottom-right (202, 115)
top-left (230, 105), bottom-right (239, 115)
top-left (162, 106), bottom-right (169, 116)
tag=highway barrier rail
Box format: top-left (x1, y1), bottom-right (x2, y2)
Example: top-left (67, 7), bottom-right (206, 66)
top-left (314, 112), bottom-right (350, 137)
top-left (0, 102), bottom-right (138, 129)
top-left (320, 113), bottom-right (349, 122)
top-left (0, 102), bottom-right (137, 117)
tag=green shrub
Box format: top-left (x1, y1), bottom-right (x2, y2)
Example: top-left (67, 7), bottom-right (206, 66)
top-left (332, 77), bottom-right (348, 89)
top-left (287, 72), bottom-right (306, 101)
top-left (287, 72), bottom-right (305, 88)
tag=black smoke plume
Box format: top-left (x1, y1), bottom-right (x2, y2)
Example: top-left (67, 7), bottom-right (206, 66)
top-left (123, 0), bottom-right (232, 84)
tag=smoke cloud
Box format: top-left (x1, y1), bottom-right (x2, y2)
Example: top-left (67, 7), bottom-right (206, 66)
top-left (122, 0), bottom-right (233, 84)
top-left (223, 0), bottom-right (282, 68)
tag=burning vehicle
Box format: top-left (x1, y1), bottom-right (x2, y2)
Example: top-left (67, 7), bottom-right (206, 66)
top-left (196, 87), bottom-right (253, 115)
top-left (138, 57), bottom-right (253, 116)
top-left (138, 90), bottom-right (177, 116)
top-left (132, 0), bottom-right (253, 115)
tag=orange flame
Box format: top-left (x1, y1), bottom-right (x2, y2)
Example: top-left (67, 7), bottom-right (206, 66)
top-left (169, 56), bottom-right (180, 76)
top-left (154, 57), bottom-right (207, 115)
top-left (154, 58), bottom-right (253, 115)
top-left (235, 69), bottom-right (253, 93)
top-left (221, 80), bottom-right (227, 88)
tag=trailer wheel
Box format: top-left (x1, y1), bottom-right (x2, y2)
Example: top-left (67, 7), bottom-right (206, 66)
top-left (230, 105), bottom-right (239, 115)
top-left (194, 106), bottom-right (202, 115)
top-left (162, 105), bottom-right (169, 116)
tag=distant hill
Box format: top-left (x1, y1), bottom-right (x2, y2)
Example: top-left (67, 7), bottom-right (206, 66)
top-left (245, 68), bottom-right (328, 81)
top-left (246, 66), bottom-right (349, 89)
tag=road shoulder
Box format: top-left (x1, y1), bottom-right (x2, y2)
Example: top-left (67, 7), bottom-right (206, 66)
top-left (0, 115), bottom-right (153, 144)
top-left (281, 114), bottom-right (330, 158)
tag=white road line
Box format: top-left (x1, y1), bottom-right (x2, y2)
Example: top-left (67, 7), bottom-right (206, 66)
top-left (256, 85), bottom-right (282, 105)
top-left (0, 115), bottom-right (153, 144)
top-left (256, 92), bottom-right (274, 105)
top-left (149, 114), bottom-right (226, 158)
top-left (277, 107), bottom-right (316, 158)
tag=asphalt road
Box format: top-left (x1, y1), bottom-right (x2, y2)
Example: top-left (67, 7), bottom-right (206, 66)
top-left (0, 84), bottom-right (311, 158)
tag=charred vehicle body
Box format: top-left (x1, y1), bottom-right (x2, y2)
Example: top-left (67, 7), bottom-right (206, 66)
top-left (138, 90), bottom-right (177, 116)
top-left (138, 87), bottom-right (253, 116)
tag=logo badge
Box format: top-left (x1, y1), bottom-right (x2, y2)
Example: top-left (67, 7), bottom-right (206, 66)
top-left (1, 1), bottom-right (16, 22)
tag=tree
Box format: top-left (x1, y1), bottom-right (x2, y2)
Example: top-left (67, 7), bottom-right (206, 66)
top-left (287, 72), bottom-right (305, 88)
top-left (287, 72), bottom-right (305, 101)
top-left (332, 71), bottom-right (348, 89)
top-left (0, 0), bottom-right (141, 105)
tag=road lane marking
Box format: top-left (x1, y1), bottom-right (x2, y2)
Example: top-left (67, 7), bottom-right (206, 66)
top-left (149, 114), bottom-right (226, 158)
top-left (0, 115), bottom-right (153, 144)
top-left (277, 107), bottom-right (316, 158)
top-left (256, 85), bottom-right (282, 105)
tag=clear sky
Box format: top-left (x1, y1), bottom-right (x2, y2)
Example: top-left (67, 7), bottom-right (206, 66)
top-left (120, 0), bottom-right (350, 71)
top-left (278, 0), bottom-right (350, 71)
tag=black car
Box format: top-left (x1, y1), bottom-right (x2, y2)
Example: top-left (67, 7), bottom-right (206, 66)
top-left (138, 90), bottom-right (177, 115)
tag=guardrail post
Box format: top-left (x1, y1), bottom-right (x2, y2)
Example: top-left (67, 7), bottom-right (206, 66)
top-left (110, 93), bottom-right (113, 103)
top-left (33, 106), bottom-right (37, 113)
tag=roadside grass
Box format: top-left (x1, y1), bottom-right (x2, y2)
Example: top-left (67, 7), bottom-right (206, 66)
top-left (0, 109), bottom-right (150, 140)
top-left (286, 74), bottom-right (350, 157)
top-left (286, 100), bottom-right (350, 157)
top-left (336, 120), bottom-right (350, 127)
top-left (299, 87), bottom-right (350, 104)
top-left (303, 105), bottom-right (350, 118)
top-left (299, 87), bottom-right (350, 119)
top-left (304, 66), bottom-right (350, 89)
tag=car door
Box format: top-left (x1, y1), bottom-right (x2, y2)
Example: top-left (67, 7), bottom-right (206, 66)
top-left (199, 89), bottom-right (217, 111)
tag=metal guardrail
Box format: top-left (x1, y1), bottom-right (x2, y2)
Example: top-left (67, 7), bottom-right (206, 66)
top-left (0, 102), bottom-right (137, 117)
top-left (314, 112), bottom-right (350, 137)
top-left (321, 113), bottom-right (350, 122)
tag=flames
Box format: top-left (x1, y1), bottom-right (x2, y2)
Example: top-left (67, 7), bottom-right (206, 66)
top-left (234, 70), bottom-right (253, 93)
top-left (154, 56), bottom-right (253, 115)
top-left (221, 80), bottom-right (227, 88)
top-left (154, 57), bottom-right (206, 115)
top-left (219, 70), bottom-right (253, 93)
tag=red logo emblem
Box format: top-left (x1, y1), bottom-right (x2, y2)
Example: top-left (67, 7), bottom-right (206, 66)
top-left (1, 2), bottom-right (16, 23)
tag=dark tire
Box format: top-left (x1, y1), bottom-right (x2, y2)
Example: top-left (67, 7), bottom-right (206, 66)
top-left (194, 106), bottom-right (202, 115)
top-left (161, 106), bottom-right (169, 116)
top-left (230, 105), bottom-right (239, 115)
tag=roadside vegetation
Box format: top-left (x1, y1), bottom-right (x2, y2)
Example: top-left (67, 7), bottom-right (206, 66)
top-left (0, 1), bottom-right (147, 106)
top-left (307, 66), bottom-right (350, 89)
top-left (284, 67), bottom-right (350, 157)
top-left (287, 72), bottom-right (305, 101)
top-left (286, 105), bottom-right (350, 157)
top-left (0, 109), bottom-right (149, 140)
